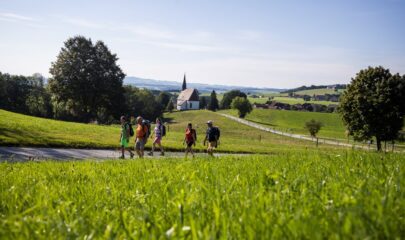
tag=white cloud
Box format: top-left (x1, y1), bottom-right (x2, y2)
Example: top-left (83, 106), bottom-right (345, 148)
top-left (0, 12), bottom-right (37, 22)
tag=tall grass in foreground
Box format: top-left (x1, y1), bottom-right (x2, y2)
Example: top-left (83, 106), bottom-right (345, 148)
top-left (0, 150), bottom-right (403, 239)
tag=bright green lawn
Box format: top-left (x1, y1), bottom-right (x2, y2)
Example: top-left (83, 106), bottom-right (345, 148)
top-left (272, 96), bottom-right (337, 106)
top-left (0, 151), bottom-right (403, 239)
top-left (0, 109), bottom-right (333, 152)
top-left (222, 109), bottom-right (347, 139)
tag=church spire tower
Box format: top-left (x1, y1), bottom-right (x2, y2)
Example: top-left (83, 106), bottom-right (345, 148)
top-left (182, 73), bottom-right (187, 91)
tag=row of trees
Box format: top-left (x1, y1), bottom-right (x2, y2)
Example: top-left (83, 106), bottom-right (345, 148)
top-left (0, 70), bottom-right (168, 123)
top-left (1, 36), bottom-right (168, 123)
top-left (0, 72), bottom-right (52, 118)
top-left (201, 89), bottom-right (252, 118)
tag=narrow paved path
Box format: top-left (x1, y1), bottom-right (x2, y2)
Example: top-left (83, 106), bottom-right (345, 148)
top-left (0, 147), bottom-right (243, 162)
top-left (218, 113), bottom-right (368, 150)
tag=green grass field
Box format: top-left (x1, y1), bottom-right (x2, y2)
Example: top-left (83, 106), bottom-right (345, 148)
top-left (0, 151), bottom-right (403, 239)
top-left (272, 96), bottom-right (337, 106)
top-left (294, 88), bottom-right (344, 96)
top-left (223, 108), bottom-right (347, 139)
top-left (1, 109), bottom-right (333, 153)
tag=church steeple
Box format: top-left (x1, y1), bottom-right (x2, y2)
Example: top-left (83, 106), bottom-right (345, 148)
top-left (182, 73), bottom-right (187, 91)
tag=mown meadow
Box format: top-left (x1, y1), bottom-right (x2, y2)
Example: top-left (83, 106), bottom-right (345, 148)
top-left (0, 150), bottom-right (403, 239)
top-left (222, 108), bottom-right (346, 139)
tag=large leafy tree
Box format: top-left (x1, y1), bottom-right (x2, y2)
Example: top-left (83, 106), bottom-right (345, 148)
top-left (220, 90), bottom-right (247, 109)
top-left (208, 90), bottom-right (219, 111)
top-left (339, 66), bottom-right (405, 151)
top-left (231, 96), bottom-right (252, 118)
top-left (49, 36), bottom-right (125, 123)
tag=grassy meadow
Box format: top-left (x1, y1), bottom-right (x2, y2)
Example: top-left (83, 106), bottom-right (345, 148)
top-left (222, 108), bottom-right (347, 139)
top-left (271, 96), bottom-right (337, 106)
top-left (0, 109), bottom-right (333, 153)
top-left (0, 151), bottom-right (403, 239)
top-left (294, 88), bottom-right (344, 95)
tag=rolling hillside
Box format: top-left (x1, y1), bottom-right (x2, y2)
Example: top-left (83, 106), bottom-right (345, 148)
top-left (0, 109), bottom-right (336, 153)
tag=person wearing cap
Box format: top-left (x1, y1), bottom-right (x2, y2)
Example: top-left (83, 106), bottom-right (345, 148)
top-left (135, 116), bottom-right (146, 158)
top-left (203, 120), bottom-right (220, 156)
top-left (119, 116), bottom-right (134, 159)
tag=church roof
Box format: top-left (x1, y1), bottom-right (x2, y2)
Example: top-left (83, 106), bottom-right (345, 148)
top-left (177, 88), bottom-right (199, 102)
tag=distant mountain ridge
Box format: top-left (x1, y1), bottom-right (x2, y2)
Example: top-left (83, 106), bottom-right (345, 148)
top-left (124, 76), bottom-right (286, 93)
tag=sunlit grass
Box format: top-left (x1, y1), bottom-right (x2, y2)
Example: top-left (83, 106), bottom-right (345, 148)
top-left (0, 150), bottom-right (403, 238)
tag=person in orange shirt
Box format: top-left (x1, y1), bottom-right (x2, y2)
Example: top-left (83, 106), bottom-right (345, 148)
top-left (135, 116), bottom-right (147, 158)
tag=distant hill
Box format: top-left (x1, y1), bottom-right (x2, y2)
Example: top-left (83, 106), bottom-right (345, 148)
top-left (124, 76), bottom-right (286, 93)
top-left (281, 84), bottom-right (346, 94)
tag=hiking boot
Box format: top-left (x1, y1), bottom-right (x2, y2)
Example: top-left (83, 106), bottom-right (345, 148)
top-left (119, 155), bottom-right (125, 159)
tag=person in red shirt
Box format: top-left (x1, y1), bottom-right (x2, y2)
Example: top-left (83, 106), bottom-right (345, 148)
top-left (183, 123), bottom-right (197, 158)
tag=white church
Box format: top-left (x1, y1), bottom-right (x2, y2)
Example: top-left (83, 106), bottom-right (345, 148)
top-left (177, 74), bottom-right (200, 111)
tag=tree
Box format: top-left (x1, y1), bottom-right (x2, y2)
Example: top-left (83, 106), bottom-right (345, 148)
top-left (123, 86), bottom-right (163, 121)
top-left (199, 96), bottom-right (209, 109)
top-left (49, 36), bottom-right (125, 123)
top-left (25, 74), bottom-right (52, 117)
top-left (157, 92), bottom-right (172, 109)
top-left (208, 90), bottom-right (219, 111)
top-left (166, 97), bottom-right (175, 112)
top-left (220, 90), bottom-right (247, 109)
top-left (182, 74), bottom-right (187, 91)
top-left (305, 119), bottom-right (322, 137)
top-left (231, 97), bottom-right (252, 118)
top-left (305, 119), bottom-right (322, 146)
top-left (0, 72), bottom-right (32, 114)
top-left (339, 66), bottom-right (405, 151)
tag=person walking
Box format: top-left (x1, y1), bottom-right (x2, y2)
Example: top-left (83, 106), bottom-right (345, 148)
top-left (183, 123), bottom-right (197, 158)
top-left (203, 120), bottom-right (220, 157)
top-left (135, 116), bottom-right (147, 158)
top-left (119, 116), bottom-right (134, 159)
top-left (148, 118), bottom-right (165, 156)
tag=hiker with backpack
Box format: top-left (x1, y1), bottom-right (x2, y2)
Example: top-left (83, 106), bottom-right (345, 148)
top-left (203, 120), bottom-right (220, 157)
top-left (148, 118), bottom-right (165, 156)
top-left (119, 116), bottom-right (135, 159)
top-left (135, 116), bottom-right (148, 158)
top-left (183, 123), bottom-right (197, 158)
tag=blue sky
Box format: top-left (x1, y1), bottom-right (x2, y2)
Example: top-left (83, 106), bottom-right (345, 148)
top-left (1, 0), bottom-right (404, 88)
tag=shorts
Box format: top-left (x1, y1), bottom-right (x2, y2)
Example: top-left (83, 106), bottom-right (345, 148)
top-left (135, 139), bottom-right (145, 150)
top-left (186, 141), bottom-right (194, 147)
top-left (121, 138), bottom-right (129, 148)
top-left (153, 137), bottom-right (162, 144)
top-left (208, 141), bottom-right (217, 148)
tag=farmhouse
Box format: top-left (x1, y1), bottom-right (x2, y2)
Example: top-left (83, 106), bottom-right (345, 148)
top-left (177, 88), bottom-right (200, 110)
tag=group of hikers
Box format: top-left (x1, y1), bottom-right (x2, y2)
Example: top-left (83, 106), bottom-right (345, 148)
top-left (119, 115), bottom-right (220, 159)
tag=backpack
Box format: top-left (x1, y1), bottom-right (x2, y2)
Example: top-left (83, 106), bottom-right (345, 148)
top-left (193, 129), bottom-right (197, 141)
top-left (142, 120), bottom-right (151, 138)
top-left (128, 123), bottom-right (134, 137)
top-left (161, 124), bottom-right (166, 137)
top-left (209, 127), bottom-right (220, 140)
